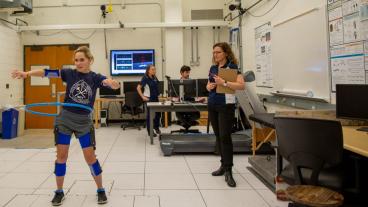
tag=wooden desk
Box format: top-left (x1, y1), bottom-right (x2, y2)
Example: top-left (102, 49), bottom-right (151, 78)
top-left (343, 126), bottom-right (368, 157)
top-left (94, 98), bottom-right (124, 128)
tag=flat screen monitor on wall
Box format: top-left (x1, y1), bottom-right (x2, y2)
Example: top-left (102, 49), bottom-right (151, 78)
top-left (110, 49), bottom-right (155, 76)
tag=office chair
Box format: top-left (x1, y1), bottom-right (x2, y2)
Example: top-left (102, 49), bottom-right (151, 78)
top-left (171, 111), bottom-right (201, 134)
top-left (170, 95), bottom-right (201, 134)
top-left (121, 91), bottom-right (144, 130)
top-left (274, 117), bottom-right (344, 191)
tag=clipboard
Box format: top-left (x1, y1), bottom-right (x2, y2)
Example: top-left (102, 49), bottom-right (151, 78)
top-left (216, 68), bottom-right (237, 94)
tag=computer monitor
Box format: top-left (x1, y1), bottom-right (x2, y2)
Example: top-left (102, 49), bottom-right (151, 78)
top-left (197, 78), bottom-right (209, 97)
top-left (168, 79), bottom-right (197, 101)
top-left (123, 81), bottom-right (140, 94)
top-left (336, 84), bottom-right (368, 121)
top-left (99, 84), bottom-right (121, 97)
top-left (110, 49), bottom-right (155, 76)
top-left (158, 81), bottom-right (164, 96)
top-left (124, 81), bottom-right (163, 96)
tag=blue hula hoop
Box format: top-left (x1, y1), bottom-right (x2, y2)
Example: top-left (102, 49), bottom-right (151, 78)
top-left (25, 102), bottom-right (93, 117)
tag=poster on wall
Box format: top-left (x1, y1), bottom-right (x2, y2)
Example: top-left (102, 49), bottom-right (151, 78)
top-left (328, 0), bottom-right (368, 93)
top-left (329, 18), bottom-right (344, 45)
top-left (365, 41), bottom-right (368, 70)
top-left (329, 6), bottom-right (343, 20)
top-left (230, 27), bottom-right (240, 67)
top-left (331, 42), bottom-right (365, 91)
top-left (343, 12), bottom-right (362, 42)
top-left (361, 0), bottom-right (368, 39)
top-left (342, 0), bottom-right (360, 16)
top-left (361, 0), bottom-right (368, 21)
top-left (254, 22), bottom-right (273, 87)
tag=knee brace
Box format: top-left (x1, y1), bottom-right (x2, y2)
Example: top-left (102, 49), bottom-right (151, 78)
top-left (54, 128), bottom-right (71, 146)
top-left (54, 162), bottom-right (66, 177)
top-left (89, 160), bottom-right (102, 176)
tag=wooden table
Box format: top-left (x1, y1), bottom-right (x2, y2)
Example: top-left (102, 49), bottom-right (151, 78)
top-left (342, 126), bottom-right (368, 157)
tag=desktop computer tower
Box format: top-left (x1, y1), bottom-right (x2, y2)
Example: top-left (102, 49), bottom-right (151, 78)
top-left (100, 109), bottom-right (108, 127)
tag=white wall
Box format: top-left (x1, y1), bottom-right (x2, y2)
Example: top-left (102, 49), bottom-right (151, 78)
top-left (0, 15), bottom-right (23, 109)
top-left (182, 0), bottom-right (229, 79)
top-left (164, 0), bottom-right (184, 79)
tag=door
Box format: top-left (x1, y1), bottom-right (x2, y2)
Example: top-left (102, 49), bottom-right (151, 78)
top-left (24, 44), bottom-right (87, 129)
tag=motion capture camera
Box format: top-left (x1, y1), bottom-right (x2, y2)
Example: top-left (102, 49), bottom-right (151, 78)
top-left (100, 5), bottom-right (107, 18)
top-left (229, 1), bottom-right (241, 11)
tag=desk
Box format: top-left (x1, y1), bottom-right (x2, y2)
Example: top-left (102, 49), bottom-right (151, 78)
top-left (249, 114), bottom-right (368, 157)
top-left (146, 102), bottom-right (208, 144)
top-left (94, 98), bottom-right (124, 128)
top-left (248, 115), bottom-right (368, 192)
top-left (343, 126), bottom-right (368, 157)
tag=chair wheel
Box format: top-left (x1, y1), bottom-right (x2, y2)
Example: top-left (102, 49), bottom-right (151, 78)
top-left (138, 127), bottom-right (141, 130)
top-left (122, 128), bottom-right (126, 130)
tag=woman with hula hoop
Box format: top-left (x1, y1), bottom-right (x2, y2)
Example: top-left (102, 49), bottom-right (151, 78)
top-left (12, 46), bottom-right (120, 206)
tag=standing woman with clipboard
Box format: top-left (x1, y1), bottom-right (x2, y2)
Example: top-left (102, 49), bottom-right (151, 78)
top-left (206, 42), bottom-right (245, 187)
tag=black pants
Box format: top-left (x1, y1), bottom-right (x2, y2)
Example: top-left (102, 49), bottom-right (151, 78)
top-left (208, 104), bottom-right (235, 169)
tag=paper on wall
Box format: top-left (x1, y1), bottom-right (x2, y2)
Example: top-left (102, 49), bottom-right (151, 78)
top-left (329, 18), bottom-right (344, 45)
top-left (343, 12), bottom-right (362, 43)
top-left (255, 22), bottom-right (273, 87)
top-left (365, 41), bottom-right (368, 70)
top-left (329, 6), bottom-right (343, 20)
top-left (331, 42), bottom-right (365, 91)
top-left (342, 0), bottom-right (360, 16)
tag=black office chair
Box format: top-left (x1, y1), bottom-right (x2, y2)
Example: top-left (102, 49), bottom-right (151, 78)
top-left (171, 111), bottom-right (201, 134)
top-left (274, 117), bottom-right (344, 191)
top-left (121, 91), bottom-right (144, 130)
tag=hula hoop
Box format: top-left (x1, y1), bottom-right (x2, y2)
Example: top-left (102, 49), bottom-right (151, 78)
top-left (25, 102), bottom-right (93, 117)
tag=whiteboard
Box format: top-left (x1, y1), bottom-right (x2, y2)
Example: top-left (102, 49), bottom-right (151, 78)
top-left (270, 7), bottom-right (330, 100)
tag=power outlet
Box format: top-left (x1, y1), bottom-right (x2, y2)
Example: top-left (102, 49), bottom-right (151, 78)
top-left (6, 83), bottom-right (9, 89)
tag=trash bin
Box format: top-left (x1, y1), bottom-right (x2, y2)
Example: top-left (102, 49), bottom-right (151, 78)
top-left (1, 108), bottom-right (19, 139)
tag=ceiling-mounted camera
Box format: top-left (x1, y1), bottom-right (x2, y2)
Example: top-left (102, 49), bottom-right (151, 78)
top-left (100, 5), bottom-right (107, 18)
top-left (229, 1), bottom-right (241, 11)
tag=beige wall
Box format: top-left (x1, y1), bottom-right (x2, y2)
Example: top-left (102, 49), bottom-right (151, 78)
top-left (0, 14), bottom-right (23, 108)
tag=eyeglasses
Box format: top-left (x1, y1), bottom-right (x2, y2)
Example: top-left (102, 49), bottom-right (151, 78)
top-left (212, 51), bottom-right (224, 55)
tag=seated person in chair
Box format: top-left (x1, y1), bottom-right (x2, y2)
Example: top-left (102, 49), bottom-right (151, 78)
top-left (171, 65), bottom-right (201, 134)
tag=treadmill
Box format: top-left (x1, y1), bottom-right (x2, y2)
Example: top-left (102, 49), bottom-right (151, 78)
top-left (159, 71), bottom-right (274, 156)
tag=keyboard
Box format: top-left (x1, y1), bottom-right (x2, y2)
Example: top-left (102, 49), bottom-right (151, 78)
top-left (100, 95), bottom-right (123, 99)
top-left (356, 127), bottom-right (368, 132)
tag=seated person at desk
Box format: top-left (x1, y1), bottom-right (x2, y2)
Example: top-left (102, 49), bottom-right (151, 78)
top-left (137, 64), bottom-right (161, 137)
top-left (172, 65), bottom-right (201, 133)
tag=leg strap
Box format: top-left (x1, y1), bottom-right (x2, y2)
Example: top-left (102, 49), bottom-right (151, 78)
top-left (54, 128), bottom-right (71, 146)
top-left (54, 162), bottom-right (66, 177)
top-left (89, 160), bottom-right (102, 176)
top-left (78, 127), bottom-right (96, 149)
